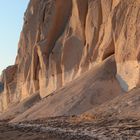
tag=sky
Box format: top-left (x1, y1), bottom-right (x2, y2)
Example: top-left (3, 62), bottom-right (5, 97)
top-left (0, 0), bottom-right (29, 74)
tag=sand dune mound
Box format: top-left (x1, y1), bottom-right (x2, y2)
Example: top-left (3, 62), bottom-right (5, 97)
top-left (9, 56), bottom-right (123, 122)
top-left (0, 93), bottom-right (40, 120)
top-left (87, 88), bottom-right (140, 120)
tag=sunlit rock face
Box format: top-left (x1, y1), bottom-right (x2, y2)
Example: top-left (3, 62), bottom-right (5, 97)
top-left (114, 0), bottom-right (140, 91)
top-left (0, 0), bottom-right (140, 111)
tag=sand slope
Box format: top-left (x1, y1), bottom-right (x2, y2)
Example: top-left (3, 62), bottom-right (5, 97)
top-left (6, 56), bottom-right (123, 122)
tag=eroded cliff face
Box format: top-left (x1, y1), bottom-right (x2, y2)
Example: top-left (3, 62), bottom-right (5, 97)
top-left (0, 0), bottom-right (140, 111)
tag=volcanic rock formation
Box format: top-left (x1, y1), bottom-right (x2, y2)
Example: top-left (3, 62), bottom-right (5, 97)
top-left (0, 0), bottom-right (140, 119)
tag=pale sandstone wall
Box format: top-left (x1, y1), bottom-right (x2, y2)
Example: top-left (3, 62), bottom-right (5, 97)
top-left (0, 0), bottom-right (140, 111)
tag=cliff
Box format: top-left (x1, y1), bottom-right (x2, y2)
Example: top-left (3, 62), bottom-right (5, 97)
top-left (0, 0), bottom-right (140, 119)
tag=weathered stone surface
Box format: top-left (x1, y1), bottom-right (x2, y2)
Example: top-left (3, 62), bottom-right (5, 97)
top-left (0, 0), bottom-right (140, 112)
top-left (114, 0), bottom-right (140, 91)
top-left (0, 65), bottom-right (17, 111)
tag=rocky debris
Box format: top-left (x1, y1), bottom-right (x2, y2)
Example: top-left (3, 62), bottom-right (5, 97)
top-left (0, 122), bottom-right (61, 140)
top-left (7, 116), bottom-right (140, 140)
top-left (5, 87), bottom-right (140, 139)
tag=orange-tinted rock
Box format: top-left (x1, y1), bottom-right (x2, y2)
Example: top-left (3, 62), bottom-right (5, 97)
top-left (0, 0), bottom-right (140, 112)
